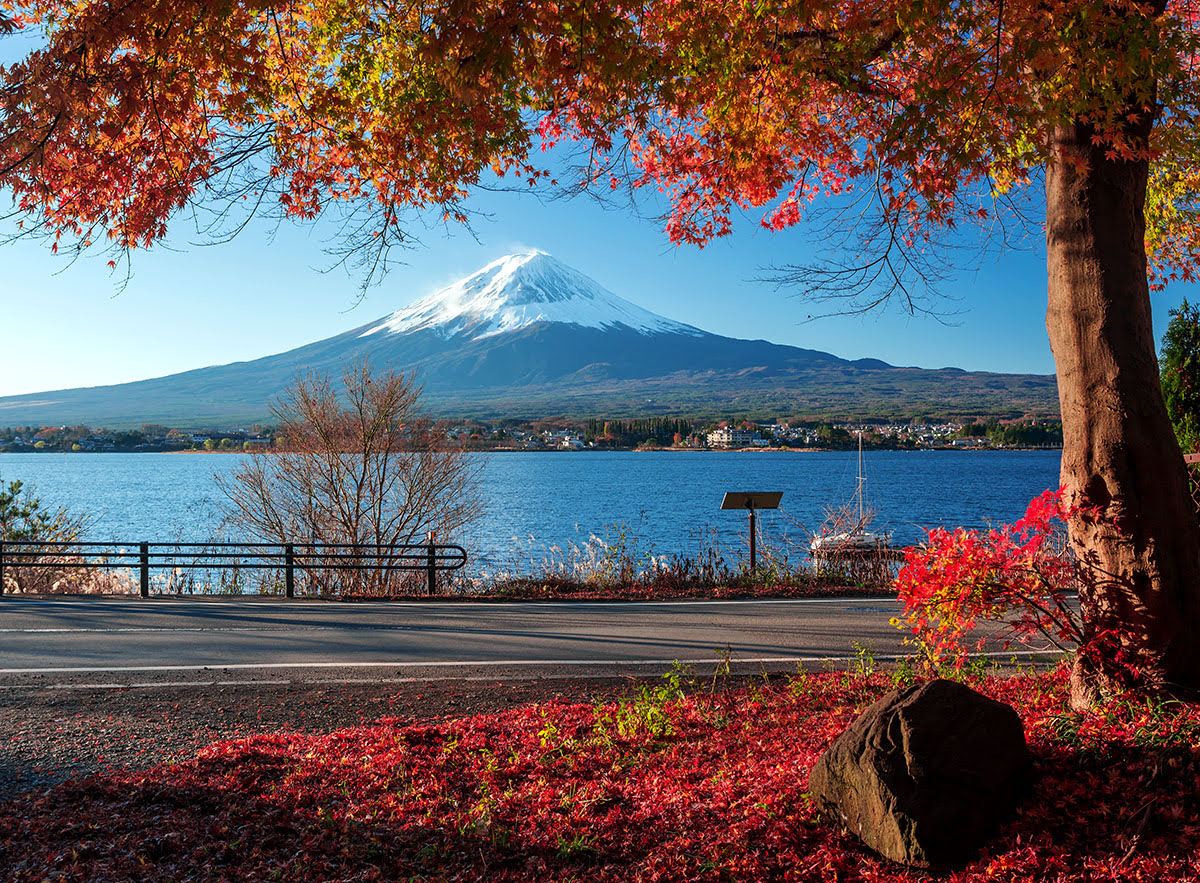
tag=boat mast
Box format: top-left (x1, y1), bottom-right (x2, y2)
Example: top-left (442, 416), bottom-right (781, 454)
top-left (857, 430), bottom-right (865, 525)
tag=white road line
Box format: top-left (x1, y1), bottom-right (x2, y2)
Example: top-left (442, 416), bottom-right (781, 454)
top-left (0, 599), bottom-right (899, 633)
top-left (46, 679), bottom-right (291, 689)
top-left (0, 657), bottom-right (806, 674)
top-left (0, 597), bottom-right (895, 610)
top-left (49, 683), bottom-right (126, 689)
top-left (0, 674), bottom-right (651, 690)
top-left (0, 627), bottom-right (329, 633)
top-left (0, 679), bottom-right (290, 690)
top-left (0, 626), bottom-right (427, 633)
top-left (0, 648), bottom-right (1060, 677)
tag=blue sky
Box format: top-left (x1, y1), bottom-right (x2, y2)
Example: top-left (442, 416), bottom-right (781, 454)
top-left (1, 175), bottom-right (1195, 399)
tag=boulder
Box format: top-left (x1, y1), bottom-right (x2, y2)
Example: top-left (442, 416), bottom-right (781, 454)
top-left (808, 678), bottom-right (1030, 868)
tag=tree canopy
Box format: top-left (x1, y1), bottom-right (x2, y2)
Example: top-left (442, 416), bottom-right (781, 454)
top-left (0, 0), bottom-right (1196, 287)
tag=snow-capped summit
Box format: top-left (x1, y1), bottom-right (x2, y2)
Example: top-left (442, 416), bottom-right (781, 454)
top-left (0, 250), bottom-right (1060, 427)
top-left (360, 250), bottom-right (705, 341)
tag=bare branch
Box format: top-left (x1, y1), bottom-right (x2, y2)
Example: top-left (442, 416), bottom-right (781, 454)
top-left (215, 360), bottom-right (483, 596)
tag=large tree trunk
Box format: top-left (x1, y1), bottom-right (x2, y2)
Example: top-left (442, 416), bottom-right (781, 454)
top-left (1046, 116), bottom-right (1200, 709)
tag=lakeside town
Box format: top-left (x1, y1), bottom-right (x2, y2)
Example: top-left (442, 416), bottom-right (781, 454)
top-left (0, 417), bottom-right (1063, 453)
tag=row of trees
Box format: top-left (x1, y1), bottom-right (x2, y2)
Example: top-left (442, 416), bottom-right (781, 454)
top-left (0, 425), bottom-right (272, 452)
top-left (584, 418), bottom-right (694, 447)
top-left (0, 425), bottom-right (150, 451)
top-left (954, 423), bottom-right (1065, 447)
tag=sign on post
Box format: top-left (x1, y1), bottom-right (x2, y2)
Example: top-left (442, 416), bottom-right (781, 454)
top-left (720, 492), bottom-right (783, 572)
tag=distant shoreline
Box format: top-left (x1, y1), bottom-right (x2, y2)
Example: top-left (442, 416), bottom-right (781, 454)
top-left (628, 446), bottom-right (1062, 453)
top-left (2, 445), bottom-right (1064, 456)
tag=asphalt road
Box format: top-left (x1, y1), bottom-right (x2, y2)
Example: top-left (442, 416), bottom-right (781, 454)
top-left (0, 596), bottom-right (927, 684)
top-left (0, 597), bottom-right (1062, 800)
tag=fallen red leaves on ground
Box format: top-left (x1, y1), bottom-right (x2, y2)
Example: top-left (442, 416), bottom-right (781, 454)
top-left (2, 667), bottom-right (1199, 881)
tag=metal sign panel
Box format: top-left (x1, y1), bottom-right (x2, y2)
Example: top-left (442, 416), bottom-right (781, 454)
top-left (720, 491), bottom-right (783, 510)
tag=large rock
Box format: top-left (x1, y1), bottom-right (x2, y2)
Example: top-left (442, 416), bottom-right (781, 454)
top-left (808, 678), bottom-right (1030, 868)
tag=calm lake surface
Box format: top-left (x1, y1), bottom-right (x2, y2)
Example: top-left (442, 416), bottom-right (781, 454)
top-left (0, 451), bottom-right (1060, 572)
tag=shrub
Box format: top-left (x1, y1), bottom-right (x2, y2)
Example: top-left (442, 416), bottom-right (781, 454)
top-left (894, 488), bottom-right (1085, 670)
top-left (0, 476), bottom-right (94, 594)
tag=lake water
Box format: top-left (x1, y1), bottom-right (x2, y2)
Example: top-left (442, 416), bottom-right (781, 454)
top-left (0, 450), bottom-right (1060, 572)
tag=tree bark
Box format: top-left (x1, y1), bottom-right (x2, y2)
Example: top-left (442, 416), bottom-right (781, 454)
top-left (1046, 116), bottom-right (1200, 709)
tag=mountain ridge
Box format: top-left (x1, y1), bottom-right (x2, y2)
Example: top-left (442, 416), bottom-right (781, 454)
top-left (0, 252), bottom-right (1059, 428)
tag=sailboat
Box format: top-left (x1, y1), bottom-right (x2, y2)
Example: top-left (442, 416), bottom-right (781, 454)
top-left (810, 431), bottom-right (892, 555)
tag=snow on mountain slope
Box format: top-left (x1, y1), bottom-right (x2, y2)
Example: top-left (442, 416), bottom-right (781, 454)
top-left (0, 246), bottom-right (1062, 426)
top-left (360, 250), bottom-right (706, 341)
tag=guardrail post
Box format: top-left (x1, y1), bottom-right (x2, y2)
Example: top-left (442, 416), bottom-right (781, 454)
top-left (749, 507), bottom-right (757, 573)
top-left (285, 543), bottom-right (295, 599)
top-left (426, 532), bottom-right (437, 595)
top-left (139, 542), bottom-right (150, 598)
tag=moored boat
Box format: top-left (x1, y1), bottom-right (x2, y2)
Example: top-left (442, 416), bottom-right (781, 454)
top-left (810, 431), bottom-right (892, 555)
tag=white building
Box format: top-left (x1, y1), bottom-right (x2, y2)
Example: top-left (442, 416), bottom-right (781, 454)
top-left (707, 427), bottom-right (765, 448)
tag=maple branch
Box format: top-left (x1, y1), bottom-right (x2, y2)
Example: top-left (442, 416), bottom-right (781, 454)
top-left (758, 20), bottom-right (904, 98)
top-left (0, 108), bottom-right (65, 179)
top-left (761, 174), bottom-right (954, 318)
top-left (0, 35), bottom-right (96, 182)
top-left (1003, 581), bottom-right (1084, 650)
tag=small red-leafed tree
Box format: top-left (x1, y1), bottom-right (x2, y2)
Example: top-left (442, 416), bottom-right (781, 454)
top-left (3, 0), bottom-right (1200, 704)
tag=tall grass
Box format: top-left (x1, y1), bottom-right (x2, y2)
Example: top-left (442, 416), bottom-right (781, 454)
top-left (461, 518), bottom-right (889, 600)
top-left (4, 517), bottom-right (896, 599)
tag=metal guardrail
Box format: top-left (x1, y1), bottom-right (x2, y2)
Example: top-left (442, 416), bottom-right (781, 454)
top-left (0, 540), bottom-right (468, 598)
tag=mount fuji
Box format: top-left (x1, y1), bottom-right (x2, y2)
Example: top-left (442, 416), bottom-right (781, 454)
top-left (362, 250), bottom-right (704, 341)
top-left (0, 251), bottom-right (1058, 427)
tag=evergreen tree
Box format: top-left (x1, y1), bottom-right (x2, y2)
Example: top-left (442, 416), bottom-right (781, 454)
top-left (1161, 299), bottom-right (1200, 455)
top-left (0, 479), bottom-right (54, 541)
